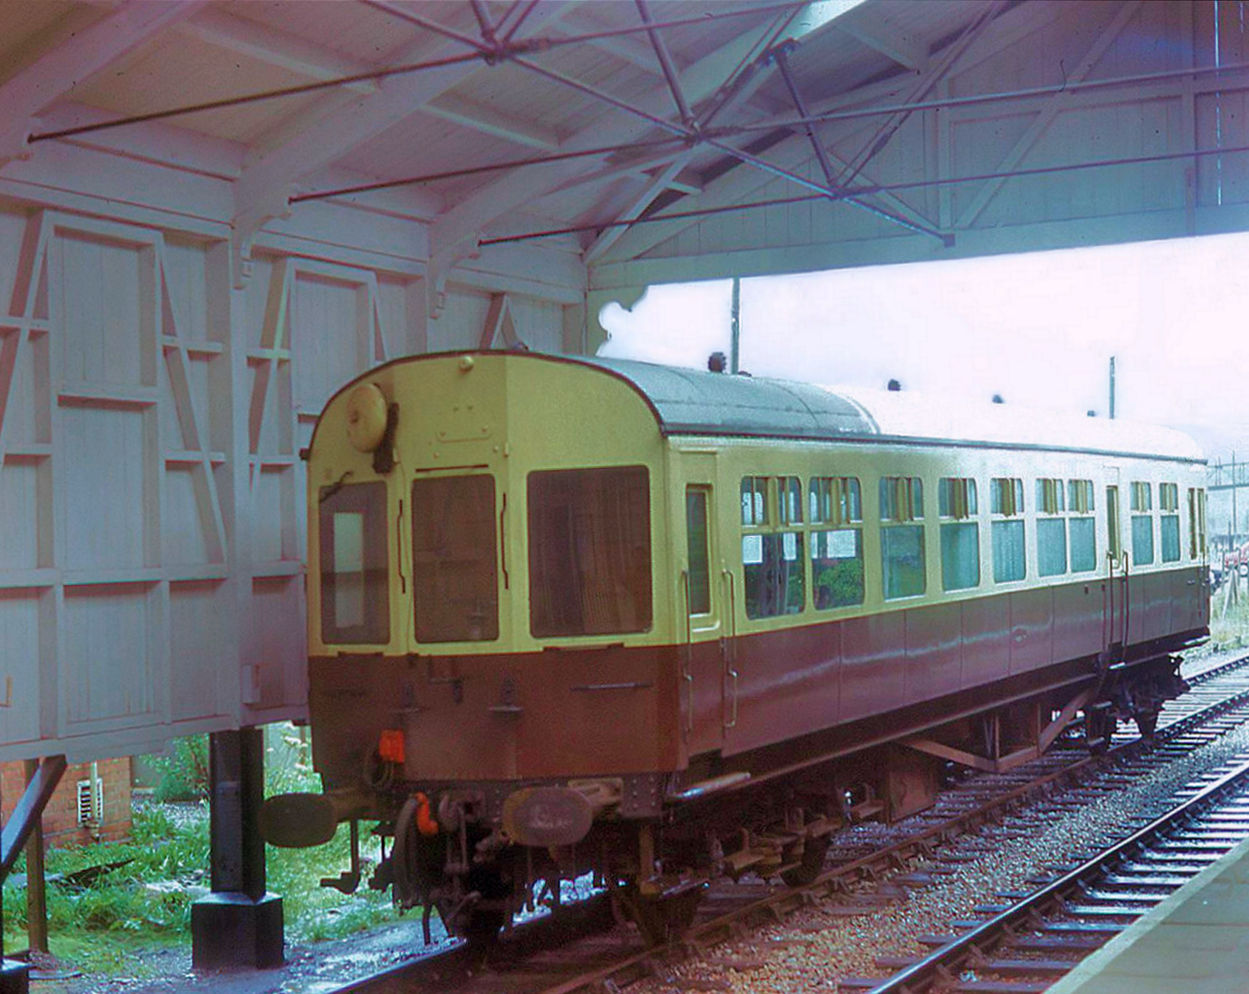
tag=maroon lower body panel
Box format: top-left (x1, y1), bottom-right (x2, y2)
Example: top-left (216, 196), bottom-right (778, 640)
top-left (308, 568), bottom-right (1206, 789)
top-left (718, 567), bottom-right (1206, 758)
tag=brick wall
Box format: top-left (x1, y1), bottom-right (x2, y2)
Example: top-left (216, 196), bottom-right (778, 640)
top-left (1, 757), bottom-right (132, 847)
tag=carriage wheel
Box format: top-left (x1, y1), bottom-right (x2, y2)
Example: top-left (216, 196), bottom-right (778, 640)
top-left (617, 883), bottom-right (704, 946)
top-left (781, 834), bottom-right (831, 887)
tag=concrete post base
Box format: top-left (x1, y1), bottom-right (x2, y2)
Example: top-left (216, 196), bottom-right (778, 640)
top-left (191, 892), bottom-right (284, 970)
top-left (0, 959), bottom-right (30, 994)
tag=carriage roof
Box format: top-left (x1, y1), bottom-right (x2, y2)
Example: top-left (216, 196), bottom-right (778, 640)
top-left (584, 356), bottom-right (1203, 464)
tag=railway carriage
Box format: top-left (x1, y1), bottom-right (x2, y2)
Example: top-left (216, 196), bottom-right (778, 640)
top-left (263, 350), bottom-right (1208, 942)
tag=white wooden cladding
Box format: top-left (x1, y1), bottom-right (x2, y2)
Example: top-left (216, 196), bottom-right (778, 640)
top-left (0, 207), bottom-right (540, 763)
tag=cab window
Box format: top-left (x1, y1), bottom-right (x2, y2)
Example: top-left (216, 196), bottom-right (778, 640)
top-left (412, 475), bottom-right (498, 642)
top-left (319, 481), bottom-right (389, 644)
top-left (528, 466), bottom-right (652, 637)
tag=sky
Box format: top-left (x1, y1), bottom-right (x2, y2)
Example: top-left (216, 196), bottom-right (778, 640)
top-left (598, 232), bottom-right (1249, 533)
top-left (598, 231), bottom-right (1249, 464)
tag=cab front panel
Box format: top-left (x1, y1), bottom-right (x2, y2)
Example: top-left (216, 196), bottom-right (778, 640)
top-left (308, 646), bottom-right (680, 790)
top-left (306, 353), bottom-right (683, 792)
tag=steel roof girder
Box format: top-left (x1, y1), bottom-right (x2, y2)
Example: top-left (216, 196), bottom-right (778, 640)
top-left (427, 13), bottom-right (780, 267)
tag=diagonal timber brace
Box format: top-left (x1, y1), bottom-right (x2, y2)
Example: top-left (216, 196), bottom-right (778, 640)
top-left (0, 755), bottom-right (66, 882)
top-left (902, 688), bottom-right (1094, 774)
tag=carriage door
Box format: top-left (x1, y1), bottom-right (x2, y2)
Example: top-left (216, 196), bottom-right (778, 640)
top-left (1105, 483), bottom-right (1126, 651)
top-left (684, 483), bottom-right (726, 755)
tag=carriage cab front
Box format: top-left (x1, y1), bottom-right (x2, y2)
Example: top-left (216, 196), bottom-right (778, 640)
top-left (279, 352), bottom-right (687, 856)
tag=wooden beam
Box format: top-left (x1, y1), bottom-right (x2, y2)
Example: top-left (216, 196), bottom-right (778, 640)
top-left (0, 0), bottom-right (208, 163)
top-left (229, 2), bottom-right (576, 284)
top-left (837, 13), bottom-right (928, 72)
top-left (422, 94), bottom-right (560, 150)
top-left (175, 8), bottom-right (376, 95)
top-left (955, 0), bottom-right (1143, 230)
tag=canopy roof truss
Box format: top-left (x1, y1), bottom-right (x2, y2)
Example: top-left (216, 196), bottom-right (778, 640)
top-left (2, 0), bottom-right (1244, 316)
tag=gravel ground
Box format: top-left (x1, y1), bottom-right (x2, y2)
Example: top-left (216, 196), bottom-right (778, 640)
top-left (634, 715), bottom-right (1249, 993)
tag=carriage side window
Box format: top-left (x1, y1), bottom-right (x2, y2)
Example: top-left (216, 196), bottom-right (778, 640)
top-left (741, 476), bottom-right (768, 525)
top-left (810, 476), bottom-right (862, 524)
top-left (412, 475), bottom-right (499, 643)
top-left (939, 477), bottom-right (979, 591)
top-left (528, 466), bottom-right (652, 637)
top-left (811, 476), bottom-right (864, 609)
top-left (1035, 478), bottom-right (1067, 577)
top-left (880, 476), bottom-right (925, 599)
top-left (742, 476), bottom-right (804, 618)
top-left (779, 476), bottom-right (803, 525)
top-left (1189, 487), bottom-right (1208, 558)
top-left (1159, 482), bottom-right (1180, 563)
top-left (991, 477), bottom-right (1026, 582)
top-left (319, 481), bottom-right (389, 644)
top-left (1068, 479), bottom-right (1096, 572)
top-left (1130, 481), bottom-right (1154, 565)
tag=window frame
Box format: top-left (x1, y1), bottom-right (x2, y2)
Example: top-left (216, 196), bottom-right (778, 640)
top-left (318, 480), bottom-right (390, 645)
top-left (990, 476), bottom-right (1026, 583)
top-left (809, 476), bottom-right (865, 611)
top-left (880, 475), bottom-right (926, 600)
top-left (938, 477), bottom-right (980, 592)
top-left (527, 465), bottom-right (653, 638)
top-left (741, 474), bottom-right (805, 620)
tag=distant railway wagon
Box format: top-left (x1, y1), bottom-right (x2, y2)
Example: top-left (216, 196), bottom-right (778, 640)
top-left (263, 351), bottom-right (1209, 942)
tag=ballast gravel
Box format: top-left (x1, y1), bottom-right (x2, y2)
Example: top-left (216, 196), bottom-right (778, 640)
top-left (634, 715), bottom-right (1249, 993)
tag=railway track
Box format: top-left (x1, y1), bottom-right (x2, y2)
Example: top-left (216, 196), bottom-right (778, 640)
top-left (853, 751), bottom-right (1249, 993)
top-left (328, 653), bottom-right (1249, 994)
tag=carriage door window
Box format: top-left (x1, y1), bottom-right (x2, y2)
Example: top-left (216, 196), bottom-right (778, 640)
top-left (685, 487), bottom-right (711, 616)
top-left (1189, 487), bottom-right (1208, 558)
top-left (411, 475), bottom-right (499, 642)
top-left (319, 481), bottom-right (389, 644)
top-left (528, 466), bottom-right (652, 637)
top-left (1106, 485), bottom-right (1121, 560)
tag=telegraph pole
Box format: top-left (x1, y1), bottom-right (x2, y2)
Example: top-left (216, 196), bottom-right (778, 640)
top-left (1108, 356), bottom-right (1116, 419)
top-left (730, 277), bottom-right (741, 374)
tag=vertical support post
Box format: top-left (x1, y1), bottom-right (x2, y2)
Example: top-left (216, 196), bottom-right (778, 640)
top-left (190, 728), bottom-right (283, 970)
top-left (0, 775), bottom-right (30, 994)
top-left (21, 761), bottom-right (47, 956)
top-left (729, 277), bottom-right (741, 375)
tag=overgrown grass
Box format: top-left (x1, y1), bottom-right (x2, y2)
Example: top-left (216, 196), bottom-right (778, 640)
top-left (1207, 579), bottom-right (1249, 651)
top-left (2, 725), bottom-right (399, 970)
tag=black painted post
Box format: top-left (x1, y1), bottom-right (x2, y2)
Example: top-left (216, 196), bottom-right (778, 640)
top-left (190, 728), bottom-right (284, 969)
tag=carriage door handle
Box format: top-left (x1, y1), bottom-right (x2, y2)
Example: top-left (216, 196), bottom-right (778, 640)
top-left (721, 569), bottom-right (738, 730)
top-left (680, 571), bottom-right (693, 733)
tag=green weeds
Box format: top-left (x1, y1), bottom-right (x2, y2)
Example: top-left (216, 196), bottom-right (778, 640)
top-left (2, 725), bottom-right (398, 972)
